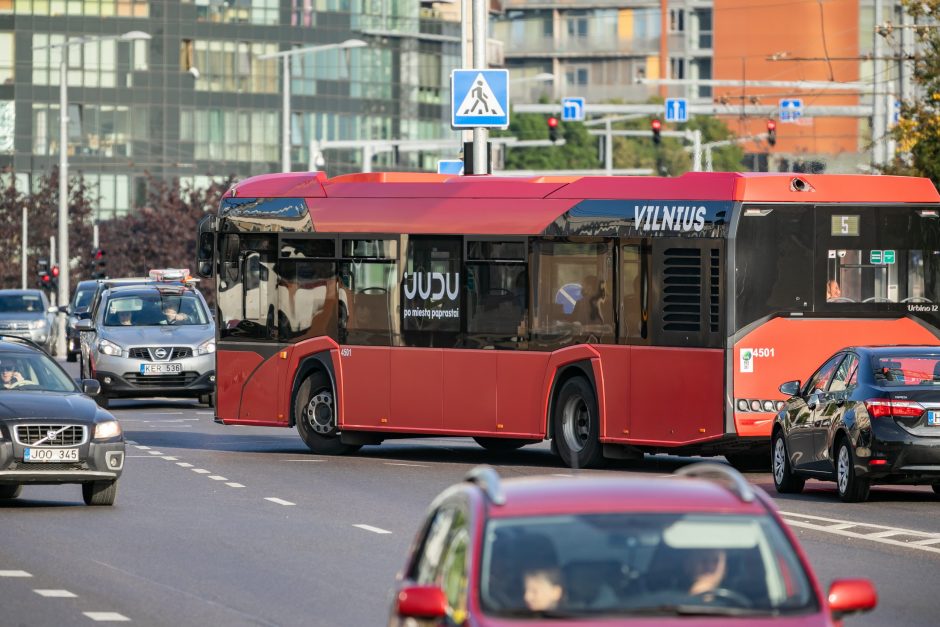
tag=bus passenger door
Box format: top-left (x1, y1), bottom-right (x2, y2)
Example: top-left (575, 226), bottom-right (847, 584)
top-left (615, 240), bottom-right (651, 438)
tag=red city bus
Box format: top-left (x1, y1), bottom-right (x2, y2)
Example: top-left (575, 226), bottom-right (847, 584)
top-left (194, 171), bottom-right (940, 469)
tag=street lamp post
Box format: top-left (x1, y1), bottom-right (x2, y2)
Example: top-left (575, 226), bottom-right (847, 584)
top-left (258, 39), bottom-right (368, 173)
top-left (34, 30), bottom-right (151, 358)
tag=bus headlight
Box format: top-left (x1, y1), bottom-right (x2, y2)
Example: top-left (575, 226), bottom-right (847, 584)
top-left (197, 339), bottom-right (216, 356)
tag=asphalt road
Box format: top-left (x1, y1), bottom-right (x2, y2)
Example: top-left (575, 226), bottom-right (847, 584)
top-left (3, 377), bottom-right (940, 625)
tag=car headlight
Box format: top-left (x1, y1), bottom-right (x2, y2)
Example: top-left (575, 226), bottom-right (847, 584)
top-left (29, 319), bottom-right (46, 330)
top-left (94, 420), bottom-right (122, 439)
top-left (197, 339), bottom-right (216, 356)
top-left (98, 339), bottom-right (123, 357)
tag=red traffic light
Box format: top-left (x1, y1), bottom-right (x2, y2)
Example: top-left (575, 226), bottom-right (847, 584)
top-left (547, 116), bottom-right (559, 128)
top-left (41, 274), bottom-right (50, 283)
top-left (94, 248), bottom-right (105, 260)
top-left (651, 119), bottom-right (662, 131)
top-left (51, 265), bottom-right (59, 277)
top-left (766, 120), bottom-right (777, 131)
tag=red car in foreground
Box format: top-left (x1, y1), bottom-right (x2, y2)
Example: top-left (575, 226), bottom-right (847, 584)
top-left (389, 464), bottom-right (876, 626)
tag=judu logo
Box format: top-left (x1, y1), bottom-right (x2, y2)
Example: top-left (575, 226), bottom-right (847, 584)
top-left (403, 272), bottom-right (460, 302)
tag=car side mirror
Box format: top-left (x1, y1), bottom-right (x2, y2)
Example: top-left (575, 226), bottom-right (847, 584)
top-left (778, 380), bottom-right (801, 397)
top-left (395, 585), bottom-right (448, 620)
top-left (75, 319), bottom-right (95, 332)
top-left (828, 579), bottom-right (877, 620)
top-left (81, 379), bottom-right (101, 396)
top-left (58, 305), bottom-right (70, 314)
top-left (47, 306), bottom-right (60, 314)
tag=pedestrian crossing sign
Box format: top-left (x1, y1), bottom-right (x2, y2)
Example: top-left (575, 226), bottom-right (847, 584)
top-left (451, 69), bottom-right (509, 129)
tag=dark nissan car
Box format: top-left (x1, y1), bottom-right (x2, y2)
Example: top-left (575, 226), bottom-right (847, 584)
top-left (773, 346), bottom-right (940, 502)
top-left (0, 337), bottom-right (125, 506)
top-left (65, 279), bottom-right (99, 362)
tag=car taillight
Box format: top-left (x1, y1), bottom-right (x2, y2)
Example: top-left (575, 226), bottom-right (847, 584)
top-left (864, 399), bottom-right (924, 419)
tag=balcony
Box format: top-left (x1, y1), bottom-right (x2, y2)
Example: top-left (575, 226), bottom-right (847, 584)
top-left (504, 34), bottom-right (660, 58)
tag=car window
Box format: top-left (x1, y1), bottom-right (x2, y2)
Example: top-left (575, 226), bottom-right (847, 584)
top-left (73, 288), bottom-right (95, 310)
top-left (829, 353), bottom-right (859, 393)
top-left (0, 351), bottom-right (77, 393)
top-left (0, 293), bottom-right (44, 313)
top-left (804, 354), bottom-right (844, 395)
top-left (479, 513), bottom-right (816, 619)
top-left (411, 507), bottom-right (457, 585)
top-left (873, 353), bottom-right (940, 386)
top-left (103, 293), bottom-right (209, 326)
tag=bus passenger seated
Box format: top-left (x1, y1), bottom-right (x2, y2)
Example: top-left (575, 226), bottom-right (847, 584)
top-left (826, 280), bottom-right (842, 301)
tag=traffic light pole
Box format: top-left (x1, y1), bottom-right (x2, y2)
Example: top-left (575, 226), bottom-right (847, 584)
top-left (21, 206), bottom-right (26, 290)
top-left (57, 52), bottom-right (68, 356)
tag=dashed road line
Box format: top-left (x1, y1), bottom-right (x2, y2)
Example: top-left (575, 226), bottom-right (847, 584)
top-left (133, 446), bottom-right (151, 450)
top-left (264, 497), bottom-right (295, 506)
top-left (83, 612), bottom-right (131, 622)
top-left (176, 462), bottom-right (193, 468)
top-left (226, 482), bottom-right (245, 488)
top-left (283, 459), bottom-right (326, 463)
top-left (34, 589), bottom-right (77, 598)
top-left (384, 462), bottom-right (428, 468)
top-left (0, 570), bottom-right (32, 577)
top-left (147, 451), bottom-right (164, 456)
top-left (208, 475), bottom-right (227, 481)
top-left (161, 456), bottom-right (178, 461)
top-left (780, 510), bottom-right (940, 556)
top-left (354, 524), bottom-right (392, 535)
top-left (192, 469), bottom-right (211, 474)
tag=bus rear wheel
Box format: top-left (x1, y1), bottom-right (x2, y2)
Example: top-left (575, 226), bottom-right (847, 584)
top-left (295, 373), bottom-right (361, 456)
top-left (553, 376), bottom-right (605, 469)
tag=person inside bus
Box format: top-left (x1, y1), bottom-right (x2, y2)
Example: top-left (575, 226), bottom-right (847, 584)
top-left (573, 276), bottom-right (608, 325)
top-left (826, 280), bottom-right (842, 301)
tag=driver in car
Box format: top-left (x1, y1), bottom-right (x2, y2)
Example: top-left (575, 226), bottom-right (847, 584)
top-left (0, 362), bottom-right (26, 389)
top-left (685, 548), bottom-right (728, 598)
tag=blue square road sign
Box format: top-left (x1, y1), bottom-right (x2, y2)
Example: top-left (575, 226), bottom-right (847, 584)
top-left (562, 97), bottom-right (585, 122)
top-left (664, 98), bottom-right (688, 123)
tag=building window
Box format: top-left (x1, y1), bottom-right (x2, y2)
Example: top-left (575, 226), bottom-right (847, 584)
top-left (669, 8), bottom-right (684, 32)
top-left (195, 0), bottom-right (278, 25)
top-left (565, 66), bottom-right (589, 87)
top-left (0, 33), bottom-right (13, 83)
top-left (0, 100), bottom-right (13, 154)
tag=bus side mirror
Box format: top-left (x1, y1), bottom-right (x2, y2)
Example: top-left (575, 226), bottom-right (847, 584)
top-left (196, 231), bottom-right (216, 278)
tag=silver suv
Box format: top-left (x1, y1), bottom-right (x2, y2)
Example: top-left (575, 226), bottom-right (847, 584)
top-left (0, 290), bottom-right (59, 354)
top-left (77, 283), bottom-right (215, 408)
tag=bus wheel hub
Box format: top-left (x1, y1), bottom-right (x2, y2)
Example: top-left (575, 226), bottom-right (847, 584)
top-left (305, 392), bottom-right (335, 435)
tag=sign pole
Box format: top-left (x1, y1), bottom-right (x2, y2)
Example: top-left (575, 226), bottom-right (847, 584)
top-left (21, 206), bottom-right (27, 289)
top-left (471, 0), bottom-right (487, 174)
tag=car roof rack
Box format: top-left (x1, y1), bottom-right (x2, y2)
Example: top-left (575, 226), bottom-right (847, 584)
top-left (465, 465), bottom-right (506, 506)
top-left (0, 335), bottom-right (45, 353)
top-left (674, 462), bottom-right (756, 503)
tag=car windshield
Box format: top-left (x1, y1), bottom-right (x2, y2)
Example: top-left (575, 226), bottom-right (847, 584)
top-left (73, 288), bottom-right (95, 310)
top-left (0, 294), bottom-right (44, 314)
top-left (0, 351), bottom-right (77, 393)
top-left (104, 293), bottom-right (209, 326)
top-left (873, 354), bottom-right (940, 386)
top-left (480, 513), bottom-right (816, 619)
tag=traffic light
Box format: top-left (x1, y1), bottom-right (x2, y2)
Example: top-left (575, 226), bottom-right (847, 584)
top-left (767, 120), bottom-right (777, 147)
top-left (651, 118), bottom-right (662, 145)
top-left (36, 258), bottom-right (50, 291)
top-left (547, 116), bottom-right (559, 143)
top-left (90, 248), bottom-right (106, 279)
top-left (50, 264), bottom-right (59, 293)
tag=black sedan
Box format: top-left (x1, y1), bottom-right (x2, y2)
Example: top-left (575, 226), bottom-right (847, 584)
top-left (772, 346), bottom-right (940, 502)
top-left (0, 336), bottom-right (125, 505)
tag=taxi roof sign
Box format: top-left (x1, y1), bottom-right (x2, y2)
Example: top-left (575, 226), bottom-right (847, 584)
top-left (149, 268), bottom-right (191, 282)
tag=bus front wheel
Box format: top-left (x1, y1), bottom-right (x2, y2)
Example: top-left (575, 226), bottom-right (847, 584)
top-left (553, 376), bottom-right (605, 469)
top-left (295, 373), bottom-right (361, 456)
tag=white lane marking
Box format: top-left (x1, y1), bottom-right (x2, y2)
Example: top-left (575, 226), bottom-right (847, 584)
top-left (283, 459), bottom-right (326, 463)
top-left (264, 497), bottom-right (295, 506)
top-left (0, 570), bottom-right (32, 577)
top-left (552, 473), bottom-right (573, 478)
top-left (34, 589), bottom-right (77, 598)
top-left (226, 482), bottom-right (245, 488)
top-left (125, 440), bottom-right (137, 445)
top-left (780, 510), bottom-right (940, 555)
top-left (176, 462), bottom-right (194, 468)
top-left (208, 475), bottom-right (228, 481)
top-left (192, 469), bottom-right (211, 474)
top-left (147, 451), bottom-right (164, 456)
top-left (354, 524), bottom-right (392, 535)
top-left (384, 462), bottom-right (428, 468)
top-left (134, 446), bottom-right (151, 450)
top-left (162, 456), bottom-right (178, 461)
top-left (151, 412), bottom-right (183, 415)
top-left (83, 612), bottom-right (131, 622)
top-left (126, 455), bottom-right (161, 459)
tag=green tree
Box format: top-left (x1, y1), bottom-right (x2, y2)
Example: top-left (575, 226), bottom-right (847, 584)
top-left (498, 112), bottom-right (600, 170)
top-left (882, 0), bottom-right (940, 185)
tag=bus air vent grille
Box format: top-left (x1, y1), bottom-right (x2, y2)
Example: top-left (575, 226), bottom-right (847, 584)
top-left (662, 248), bottom-right (702, 332)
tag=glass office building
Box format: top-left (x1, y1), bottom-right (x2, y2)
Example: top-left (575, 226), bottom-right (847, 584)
top-left (0, 0), bottom-right (460, 219)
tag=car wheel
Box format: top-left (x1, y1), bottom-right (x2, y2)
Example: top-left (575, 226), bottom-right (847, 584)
top-left (772, 431), bottom-right (805, 494)
top-left (473, 437), bottom-right (532, 452)
top-left (82, 480), bottom-right (117, 506)
top-left (95, 394), bottom-right (110, 409)
top-left (199, 392), bottom-right (214, 408)
top-left (553, 376), bottom-right (605, 469)
top-left (836, 438), bottom-right (870, 503)
top-left (726, 450), bottom-right (771, 473)
top-left (294, 372), bottom-right (361, 456)
top-left (0, 484), bottom-right (22, 499)
top-left (66, 351), bottom-right (77, 363)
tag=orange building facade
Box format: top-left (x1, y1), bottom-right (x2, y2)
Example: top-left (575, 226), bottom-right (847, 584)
top-left (713, 0), bottom-right (860, 161)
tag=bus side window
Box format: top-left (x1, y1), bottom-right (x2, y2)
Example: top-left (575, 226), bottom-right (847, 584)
top-left (532, 240), bottom-right (615, 349)
top-left (339, 238), bottom-right (398, 347)
top-left (465, 240), bottom-right (528, 349)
